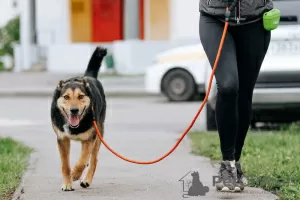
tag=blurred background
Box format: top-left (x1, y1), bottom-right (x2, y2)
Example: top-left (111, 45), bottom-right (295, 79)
top-left (0, 0), bottom-right (300, 130)
top-left (0, 0), bottom-right (200, 74)
top-left (1, 1), bottom-right (300, 199)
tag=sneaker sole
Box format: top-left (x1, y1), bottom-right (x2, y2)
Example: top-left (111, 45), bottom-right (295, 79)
top-left (220, 187), bottom-right (233, 192)
top-left (234, 187), bottom-right (242, 192)
top-left (217, 186), bottom-right (241, 193)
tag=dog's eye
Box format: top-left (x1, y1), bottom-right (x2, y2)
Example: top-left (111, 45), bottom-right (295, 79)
top-left (64, 95), bottom-right (70, 100)
top-left (78, 95), bottom-right (85, 100)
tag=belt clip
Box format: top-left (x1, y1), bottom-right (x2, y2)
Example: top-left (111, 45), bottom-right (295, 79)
top-left (225, 10), bottom-right (231, 22)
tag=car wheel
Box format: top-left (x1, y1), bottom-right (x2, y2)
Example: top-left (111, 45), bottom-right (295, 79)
top-left (206, 103), bottom-right (217, 131)
top-left (162, 69), bottom-right (196, 101)
top-left (250, 119), bottom-right (257, 129)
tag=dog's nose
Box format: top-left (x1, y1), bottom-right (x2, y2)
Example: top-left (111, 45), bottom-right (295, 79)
top-left (70, 108), bottom-right (79, 115)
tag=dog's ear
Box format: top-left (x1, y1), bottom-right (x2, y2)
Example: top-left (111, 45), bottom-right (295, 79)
top-left (56, 80), bottom-right (65, 90)
top-left (53, 80), bottom-right (65, 99)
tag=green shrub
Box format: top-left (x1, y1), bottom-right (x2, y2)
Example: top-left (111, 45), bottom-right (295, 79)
top-left (0, 15), bottom-right (20, 71)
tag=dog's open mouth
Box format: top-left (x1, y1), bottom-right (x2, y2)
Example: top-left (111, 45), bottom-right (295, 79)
top-left (63, 106), bottom-right (86, 128)
top-left (68, 114), bottom-right (80, 128)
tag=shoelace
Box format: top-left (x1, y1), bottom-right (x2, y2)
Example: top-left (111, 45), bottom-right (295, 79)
top-left (219, 163), bottom-right (235, 179)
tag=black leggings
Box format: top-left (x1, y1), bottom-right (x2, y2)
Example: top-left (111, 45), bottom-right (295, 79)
top-left (199, 13), bottom-right (271, 161)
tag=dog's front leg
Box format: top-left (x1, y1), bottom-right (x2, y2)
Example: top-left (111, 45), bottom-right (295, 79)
top-left (57, 137), bottom-right (73, 191)
top-left (71, 139), bottom-right (95, 181)
top-left (80, 137), bottom-right (101, 188)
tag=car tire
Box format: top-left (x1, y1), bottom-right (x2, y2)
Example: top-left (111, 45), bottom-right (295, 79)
top-left (162, 69), bottom-right (196, 102)
top-left (206, 103), bottom-right (217, 131)
top-left (250, 119), bottom-right (257, 129)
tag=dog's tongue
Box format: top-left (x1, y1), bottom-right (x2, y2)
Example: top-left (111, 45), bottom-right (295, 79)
top-left (69, 115), bottom-right (80, 127)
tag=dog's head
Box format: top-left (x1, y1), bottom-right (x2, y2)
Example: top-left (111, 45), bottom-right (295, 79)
top-left (191, 171), bottom-right (199, 179)
top-left (54, 78), bottom-right (92, 128)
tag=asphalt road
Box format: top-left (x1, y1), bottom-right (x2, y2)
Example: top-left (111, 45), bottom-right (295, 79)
top-left (0, 97), bottom-right (277, 200)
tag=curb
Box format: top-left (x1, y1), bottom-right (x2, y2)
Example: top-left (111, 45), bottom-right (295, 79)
top-left (12, 151), bottom-right (39, 200)
top-left (0, 90), bottom-right (162, 98)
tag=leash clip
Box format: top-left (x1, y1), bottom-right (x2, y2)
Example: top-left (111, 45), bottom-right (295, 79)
top-left (225, 10), bottom-right (231, 22)
top-left (225, 0), bottom-right (238, 22)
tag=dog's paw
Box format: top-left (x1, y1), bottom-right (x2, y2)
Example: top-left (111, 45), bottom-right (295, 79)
top-left (71, 165), bottom-right (86, 181)
top-left (71, 170), bottom-right (82, 181)
top-left (80, 180), bottom-right (90, 188)
top-left (61, 183), bottom-right (74, 191)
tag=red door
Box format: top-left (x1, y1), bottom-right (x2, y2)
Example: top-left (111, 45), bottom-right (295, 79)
top-left (92, 0), bottom-right (123, 42)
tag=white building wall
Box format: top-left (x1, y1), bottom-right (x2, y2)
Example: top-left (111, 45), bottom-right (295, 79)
top-left (169, 0), bottom-right (200, 41)
top-left (0, 0), bottom-right (20, 27)
top-left (14, 0), bottom-right (202, 73)
top-left (24, 0), bottom-right (200, 45)
top-left (19, 0), bottom-right (33, 70)
top-left (2, 0), bottom-right (201, 45)
top-left (35, 0), bottom-right (70, 45)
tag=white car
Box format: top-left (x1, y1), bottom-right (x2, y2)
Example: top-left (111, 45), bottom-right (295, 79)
top-left (145, 1), bottom-right (300, 130)
top-left (145, 44), bottom-right (208, 101)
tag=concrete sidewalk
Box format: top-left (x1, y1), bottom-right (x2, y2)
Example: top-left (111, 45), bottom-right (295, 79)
top-left (0, 72), bottom-right (157, 97)
top-left (0, 97), bottom-right (278, 200)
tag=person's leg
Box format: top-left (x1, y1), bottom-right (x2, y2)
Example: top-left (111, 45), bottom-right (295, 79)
top-left (233, 20), bottom-right (271, 162)
top-left (199, 13), bottom-right (239, 191)
top-left (199, 14), bottom-right (238, 161)
top-left (231, 20), bottom-right (271, 191)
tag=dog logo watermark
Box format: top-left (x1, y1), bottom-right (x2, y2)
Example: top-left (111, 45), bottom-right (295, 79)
top-left (179, 171), bottom-right (209, 198)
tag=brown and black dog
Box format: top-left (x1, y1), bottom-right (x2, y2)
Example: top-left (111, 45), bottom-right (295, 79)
top-left (51, 46), bottom-right (107, 191)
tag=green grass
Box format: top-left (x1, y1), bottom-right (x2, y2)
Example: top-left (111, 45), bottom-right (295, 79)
top-left (0, 137), bottom-right (33, 200)
top-left (189, 123), bottom-right (300, 200)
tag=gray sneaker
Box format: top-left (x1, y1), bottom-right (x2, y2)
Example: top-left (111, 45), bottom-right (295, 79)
top-left (235, 162), bottom-right (245, 192)
top-left (216, 161), bottom-right (237, 192)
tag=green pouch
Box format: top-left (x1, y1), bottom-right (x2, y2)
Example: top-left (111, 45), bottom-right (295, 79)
top-left (263, 8), bottom-right (281, 31)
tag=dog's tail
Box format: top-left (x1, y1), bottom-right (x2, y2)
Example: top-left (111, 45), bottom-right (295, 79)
top-left (84, 46), bottom-right (107, 78)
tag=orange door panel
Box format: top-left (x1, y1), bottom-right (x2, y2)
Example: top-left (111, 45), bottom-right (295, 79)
top-left (92, 0), bottom-right (123, 42)
top-left (149, 0), bottom-right (169, 40)
top-left (70, 0), bottom-right (92, 42)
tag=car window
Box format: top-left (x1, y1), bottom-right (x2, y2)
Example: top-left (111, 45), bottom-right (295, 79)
top-left (273, 0), bottom-right (300, 25)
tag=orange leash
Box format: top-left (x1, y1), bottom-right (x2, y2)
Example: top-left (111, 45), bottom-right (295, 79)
top-left (92, 13), bottom-right (229, 165)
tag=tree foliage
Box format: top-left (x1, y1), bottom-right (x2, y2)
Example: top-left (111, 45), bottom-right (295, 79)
top-left (0, 16), bottom-right (20, 71)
